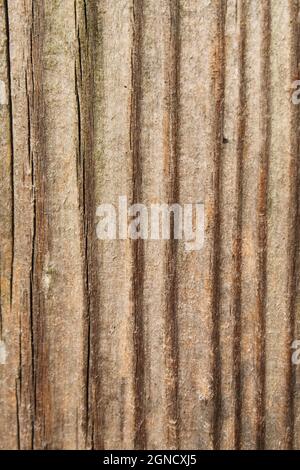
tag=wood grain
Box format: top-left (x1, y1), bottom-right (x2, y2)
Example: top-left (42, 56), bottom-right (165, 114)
top-left (0, 0), bottom-right (300, 450)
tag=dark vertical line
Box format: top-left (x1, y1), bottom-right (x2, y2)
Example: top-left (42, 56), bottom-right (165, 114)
top-left (74, 0), bottom-right (101, 450)
top-left (74, 62), bottom-right (82, 180)
top-left (255, 0), bottom-right (271, 451)
top-left (211, 0), bottom-right (227, 451)
top-left (18, 314), bottom-right (22, 398)
top-left (74, 2), bottom-right (89, 447)
top-left (231, 0), bottom-right (246, 451)
top-left (163, 0), bottom-right (181, 450)
top-left (26, 62), bottom-right (36, 449)
top-left (29, 235), bottom-right (35, 449)
top-left (87, 4), bottom-right (103, 450)
top-left (75, 408), bottom-right (79, 450)
top-left (29, 8), bottom-right (38, 450)
top-left (3, 0), bottom-right (15, 310)
top-left (286, 0), bottom-right (300, 451)
top-left (15, 380), bottom-right (21, 450)
top-left (130, 0), bottom-right (146, 450)
top-left (83, 0), bottom-right (88, 31)
top-left (26, 63), bottom-right (35, 449)
top-left (29, 0), bottom-right (49, 449)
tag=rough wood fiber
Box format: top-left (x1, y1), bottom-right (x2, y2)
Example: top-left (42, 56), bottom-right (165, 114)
top-left (0, 0), bottom-right (300, 450)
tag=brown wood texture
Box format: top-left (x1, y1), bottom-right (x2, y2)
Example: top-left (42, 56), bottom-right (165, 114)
top-left (0, 0), bottom-right (300, 450)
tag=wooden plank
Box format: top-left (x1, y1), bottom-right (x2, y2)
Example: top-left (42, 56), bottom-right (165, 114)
top-left (0, 0), bottom-right (300, 450)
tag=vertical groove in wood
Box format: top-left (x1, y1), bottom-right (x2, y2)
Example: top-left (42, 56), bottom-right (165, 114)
top-left (28, 0), bottom-right (47, 448)
top-left (130, 0), bottom-right (146, 450)
top-left (254, 0), bottom-right (271, 449)
top-left (163, 0), bottom-right (180, 450)
top-left (211, 0), bottom-right (226, 450)
top-left (233, 0), bottom-right (248, 450)
top-left (74, 0), bottom-right (100, 449)
top-left (3, 0), bottom-right (14, 311)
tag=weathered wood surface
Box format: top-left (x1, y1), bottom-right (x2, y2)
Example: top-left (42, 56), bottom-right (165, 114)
top-left (0, 0), bottom-right (300, 450)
